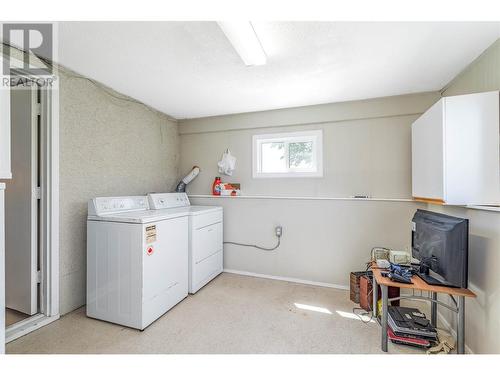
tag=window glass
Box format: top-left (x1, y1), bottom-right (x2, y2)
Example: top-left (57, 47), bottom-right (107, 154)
top-left (288, 141), bottom-right (313, 170)
top-left (261, 142), bottom-right (286, 173)
top-left (253, 130), bottom-right (323, 178)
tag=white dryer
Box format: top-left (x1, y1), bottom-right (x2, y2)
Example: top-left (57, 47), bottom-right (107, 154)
top-left (86, 196), bottom-right (188, 330)
top-left (148, 193), bottom-right (223, 294)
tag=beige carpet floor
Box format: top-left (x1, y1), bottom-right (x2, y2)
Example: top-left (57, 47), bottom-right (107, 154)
top-left (7, 272), bottom-right (425, 354)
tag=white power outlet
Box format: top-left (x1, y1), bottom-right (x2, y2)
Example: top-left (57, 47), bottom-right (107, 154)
top-left (275, 226), bottom-right (283, 238)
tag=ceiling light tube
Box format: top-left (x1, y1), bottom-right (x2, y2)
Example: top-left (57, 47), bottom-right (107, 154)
top-left (217, 21), bottom-right (267, 66)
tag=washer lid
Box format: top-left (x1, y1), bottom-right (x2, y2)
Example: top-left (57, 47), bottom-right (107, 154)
top-left (88, 207), bottom-right (190, 224)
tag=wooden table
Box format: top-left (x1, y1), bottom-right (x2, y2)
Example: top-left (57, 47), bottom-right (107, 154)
top-left (370, 263), bottom-right (476, 354)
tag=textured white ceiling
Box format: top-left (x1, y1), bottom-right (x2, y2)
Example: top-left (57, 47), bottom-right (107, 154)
top-left (57, 22), bottom-right (500, 119)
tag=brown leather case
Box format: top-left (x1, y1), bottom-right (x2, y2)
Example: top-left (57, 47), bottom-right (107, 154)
top-left (359, 275), bottom-right (400, 311)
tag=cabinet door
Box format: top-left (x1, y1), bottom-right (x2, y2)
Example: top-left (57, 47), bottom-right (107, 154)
top-left (444, 92), bottom-right (500, 205)
top-left (0, 75), bottom-right (11, 179)
top-left (412, 99), bottom-right (445, 202)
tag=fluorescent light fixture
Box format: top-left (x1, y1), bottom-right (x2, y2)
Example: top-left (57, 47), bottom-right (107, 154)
top-left (217, 21), bottom-right (267, 66)
top-left (294, 303), bottom-right (332, 315)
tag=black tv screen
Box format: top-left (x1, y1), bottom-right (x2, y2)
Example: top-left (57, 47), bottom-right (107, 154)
top-left (411, 209), bottom-right (468, 288)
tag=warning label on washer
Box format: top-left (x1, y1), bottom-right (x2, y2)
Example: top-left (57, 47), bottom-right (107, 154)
top-left (145, 225), bottom-right (157, 243)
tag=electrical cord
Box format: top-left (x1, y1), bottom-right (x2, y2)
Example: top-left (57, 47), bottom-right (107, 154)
top-left (224, 237), bottom-right (281, 251)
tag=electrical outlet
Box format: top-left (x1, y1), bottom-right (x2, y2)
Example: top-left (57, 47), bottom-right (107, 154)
top-left (275, 226), bottom-right (283, 237)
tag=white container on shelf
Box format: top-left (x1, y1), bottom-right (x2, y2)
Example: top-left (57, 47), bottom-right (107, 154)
top-left (412, 91), bottom-right (500, 205)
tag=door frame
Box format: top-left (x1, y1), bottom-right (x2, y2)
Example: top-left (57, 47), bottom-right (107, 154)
top-left (3, 55), bottom-right (60, 344)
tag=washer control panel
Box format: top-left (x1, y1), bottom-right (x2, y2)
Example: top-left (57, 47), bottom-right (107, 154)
top-left (89, 196), bottom-right (149, 216)
top-left (148, 192), bottom-right (191, 209)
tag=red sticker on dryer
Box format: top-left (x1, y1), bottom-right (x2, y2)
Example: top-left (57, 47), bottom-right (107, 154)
top-left (146, 247), bottom-right (154, 256)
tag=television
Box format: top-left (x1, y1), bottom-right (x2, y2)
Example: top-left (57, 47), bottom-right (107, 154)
top-left (411, 209), bottom-right (468, 288)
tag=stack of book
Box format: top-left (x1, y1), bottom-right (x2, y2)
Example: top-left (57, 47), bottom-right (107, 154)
top-left (387, 306), bottom-right (437, 348)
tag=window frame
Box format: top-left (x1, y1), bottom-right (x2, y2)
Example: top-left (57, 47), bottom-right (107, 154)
top-left (252, 130), bottom-right (323, 178)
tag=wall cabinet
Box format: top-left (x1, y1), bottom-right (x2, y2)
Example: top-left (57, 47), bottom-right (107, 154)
top-left (0, 75), bottom-right (11, 179)
top-left (412, 91), bottom-right (500, 205)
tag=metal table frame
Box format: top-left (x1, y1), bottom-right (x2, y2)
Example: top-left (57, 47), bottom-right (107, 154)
top-left (373, 276), bottom-right (466, 354)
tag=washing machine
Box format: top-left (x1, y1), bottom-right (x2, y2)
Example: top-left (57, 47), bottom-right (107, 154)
top-left (86, 195), bottom-right (189, 330)
top-left (148, 193), bottom-right (223, 294)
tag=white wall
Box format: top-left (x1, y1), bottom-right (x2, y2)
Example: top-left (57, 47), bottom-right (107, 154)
top-left (180, 92), bottom-right (437, 286)
top-left (59, 67), bottom-right (180, 315)
top-left (183, 115), bottom-right (417, 199)
top-left (180, 92), bottom-right (439, 198)
top-left (442, 38), bottom-right (500, 96)
top-left (429, 38), bottom-right (500, 354)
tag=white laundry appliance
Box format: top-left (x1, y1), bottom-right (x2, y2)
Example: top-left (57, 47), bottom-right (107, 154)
top-left (86, 195), bottom-right (188, 330)
top-left (148, 193), bottom-right (223, 294)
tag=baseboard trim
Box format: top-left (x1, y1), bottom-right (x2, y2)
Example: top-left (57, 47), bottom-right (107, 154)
top-left (223, 269), bottom-right (349, 291)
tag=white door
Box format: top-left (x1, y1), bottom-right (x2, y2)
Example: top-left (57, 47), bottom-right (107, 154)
top-left (3, 85), bottom-right (39, 316)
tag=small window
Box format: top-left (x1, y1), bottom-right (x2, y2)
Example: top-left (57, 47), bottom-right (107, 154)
top-left (252, 130), bottom-right (323, 178)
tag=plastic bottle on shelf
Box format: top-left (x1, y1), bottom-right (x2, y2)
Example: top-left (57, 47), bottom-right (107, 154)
top-left (212, 177), bottom-right (222, 196)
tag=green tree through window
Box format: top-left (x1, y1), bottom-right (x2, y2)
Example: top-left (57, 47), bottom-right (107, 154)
top-left (271, 141), bottom-right (313, 168)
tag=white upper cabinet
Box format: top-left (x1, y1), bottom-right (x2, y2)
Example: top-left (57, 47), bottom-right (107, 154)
top-left (412, 91), bottom-right (500, 205)
top-left (0, 61), bottom-right (11, 179)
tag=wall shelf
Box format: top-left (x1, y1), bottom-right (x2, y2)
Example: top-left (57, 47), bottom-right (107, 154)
top-left (188, 194), bottom-right (417, 203)
top-left (189, 195), bottom-right (500, 212)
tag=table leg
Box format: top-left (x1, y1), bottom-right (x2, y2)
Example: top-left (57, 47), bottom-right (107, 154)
top-left (457, 296), bottom-right (465, 354)
top-left (381, 284), bottom-right (388, 352)
top-left (372, 276), bottom-right (378, 317)
top-left (431, 291), bottom-right (437, 327)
